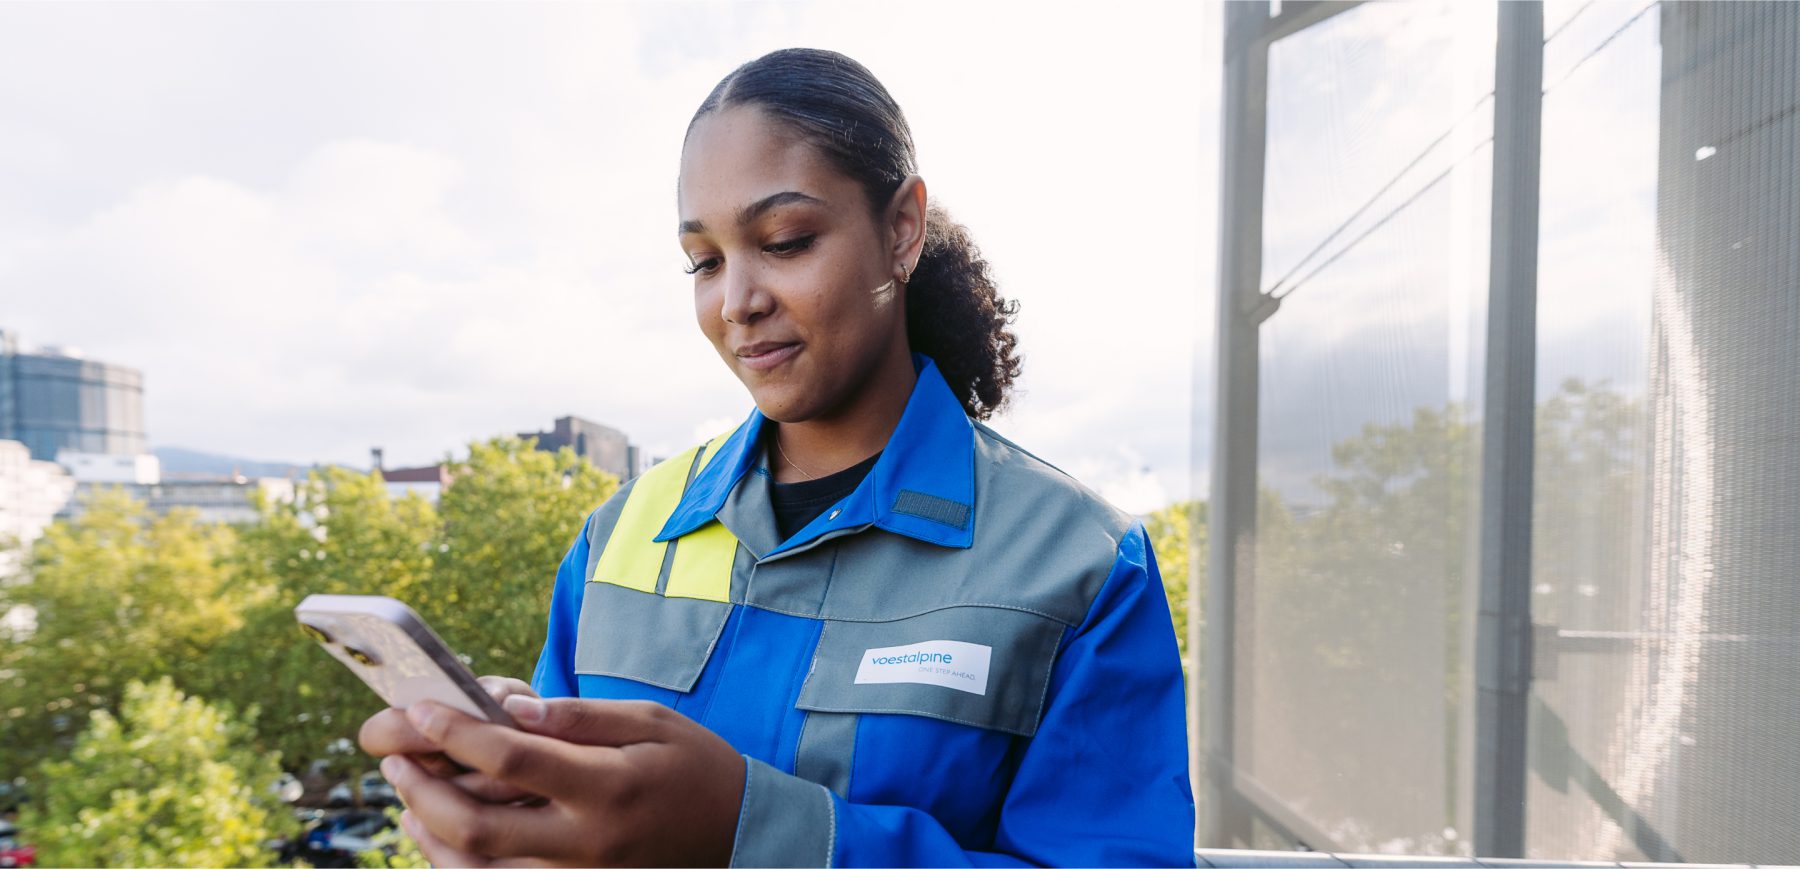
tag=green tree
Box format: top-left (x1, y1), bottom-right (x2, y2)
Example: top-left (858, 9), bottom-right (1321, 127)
top-left (1145, 500), bottom-right (1206, 664)
top-left (422, 438), bottom-right (619, 681)
top-left (22, 677), bottom-right (294, 868)
top-left (2, 439), bottom-right (623, 803)
top-left (195, 467), bottom-right (438, 778)
top-left (0, 492), bottom-right (247, 778)
top-left (357, 807), bottom-right (429, 869)
top-left (196, 445), bottom-right (615, 777)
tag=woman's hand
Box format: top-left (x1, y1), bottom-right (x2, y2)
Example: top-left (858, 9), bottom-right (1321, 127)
top-left (358, 676), bottom-right (541, 803)
top-left (380, 695), bottom-right (747, 867)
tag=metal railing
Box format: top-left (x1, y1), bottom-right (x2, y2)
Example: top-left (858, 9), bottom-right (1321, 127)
top-left (1196, 848), bottom-right (1769, 868)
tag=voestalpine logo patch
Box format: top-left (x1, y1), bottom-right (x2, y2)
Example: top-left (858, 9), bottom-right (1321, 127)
top-left (854, 640), bottom-right (992, 696)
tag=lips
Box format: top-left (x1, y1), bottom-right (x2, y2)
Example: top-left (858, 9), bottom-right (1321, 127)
top-left (735, 341), bottom-right (802, 372)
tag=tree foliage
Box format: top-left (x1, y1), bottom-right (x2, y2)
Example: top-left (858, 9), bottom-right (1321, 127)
top-left (422, 438), bottom-right (618, 680)
top-left (192, 466), bottom-right (440, 779)
top-left (2, 440), bottom-right (618, 790)
top-left (21, 678), bottom-right (294, 868)
top-left (194, 440), bottom-right (617, 777)
top-left (1144, 500), bottom-right (1206, 664)
top-left (355, 806), bottom-right (430, 868)
top-left (0, 491), bottom-right (248, 777)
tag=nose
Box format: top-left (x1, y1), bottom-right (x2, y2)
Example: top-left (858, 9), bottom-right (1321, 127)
top-left (720, 262), bottom-right (774, 326)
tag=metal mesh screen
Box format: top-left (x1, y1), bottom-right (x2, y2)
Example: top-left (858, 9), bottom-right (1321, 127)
top-left (1247, 1), bottom-right (1495, 853)
top-left (1529, 2), bottom-right (1800, 863)
top-left (1227, 1), bottom-right (1799, 862)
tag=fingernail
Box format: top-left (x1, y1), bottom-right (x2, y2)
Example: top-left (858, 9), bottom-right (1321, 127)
top-left (406, 701), bottom-right (440, 736)
top-left (504, 694), bottom-right (547, 724)
top-left (379, 755), bottom-right (403, 781)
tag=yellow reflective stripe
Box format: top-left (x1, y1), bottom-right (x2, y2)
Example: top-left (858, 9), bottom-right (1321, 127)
top-left (665, 520), bottom-right (737, 602)
top-left (666, 433), bottom-right (739, 603)
top-left (590, 432), bottom-right (740, 603)
top-left (590, 443), bottom-right (701, 593)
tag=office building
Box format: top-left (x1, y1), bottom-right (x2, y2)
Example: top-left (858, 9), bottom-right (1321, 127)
top-left (0, 330), bottom-right (147, 462)
top-left (137, 477), bottom-right (295, 525)
top-left (518, 415), bottom-right (635, 481)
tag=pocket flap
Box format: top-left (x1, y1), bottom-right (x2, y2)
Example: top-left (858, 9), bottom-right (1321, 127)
top-left (574, 580), bottom-right (730, 692)
top-left (797, 606), bottom-right (1065, 737)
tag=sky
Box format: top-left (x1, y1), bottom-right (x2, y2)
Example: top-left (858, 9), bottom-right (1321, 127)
top-left (0, 1), bottom-right (1223, 514)
top-left (0, 0), bottom-right (1665, 516)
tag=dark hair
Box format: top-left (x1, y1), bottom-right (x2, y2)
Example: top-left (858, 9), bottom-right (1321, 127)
top-left (688, 48), bottom-right (1022, 420)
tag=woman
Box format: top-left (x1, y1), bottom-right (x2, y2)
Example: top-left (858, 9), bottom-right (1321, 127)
top-left (361, 47), bottom-right (1194, 867)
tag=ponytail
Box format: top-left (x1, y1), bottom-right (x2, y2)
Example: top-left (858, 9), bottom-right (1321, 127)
top-left (906, 202), bottom-right (1021, 420)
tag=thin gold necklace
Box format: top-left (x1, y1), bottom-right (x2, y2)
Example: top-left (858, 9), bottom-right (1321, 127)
top-left (773, 431), bottom-right (819, 481)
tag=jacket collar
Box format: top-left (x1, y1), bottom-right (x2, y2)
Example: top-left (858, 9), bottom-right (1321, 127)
top-left (655, 354), bottom-right (976, 554)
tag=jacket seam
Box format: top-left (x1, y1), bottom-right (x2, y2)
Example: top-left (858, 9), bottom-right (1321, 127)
top-left (740, 599), bottom-right (1078, 627)
top-left (793, 701), bottom-right (1039, 738)
top-left (822, 784), bottom-right (837, 868)
top-left (729, 753), bottom-right (753, 866)
top-left (568, 666), bottom-right (693, 693)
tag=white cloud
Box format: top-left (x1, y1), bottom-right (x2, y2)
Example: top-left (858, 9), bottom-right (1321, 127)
top-left (1, 0), bottom-right (1220, 503)
top-left (1063, 444), bottom-right (1175, 517)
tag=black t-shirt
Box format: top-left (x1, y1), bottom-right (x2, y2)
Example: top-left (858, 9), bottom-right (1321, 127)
top-left (769, 448), bottom-right (882, 541)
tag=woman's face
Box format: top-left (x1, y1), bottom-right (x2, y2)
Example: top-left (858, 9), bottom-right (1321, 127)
top-left (678, 106), bottom-right (916, 424)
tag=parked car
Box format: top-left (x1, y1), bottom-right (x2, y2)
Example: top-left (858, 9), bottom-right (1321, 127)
top-left (325, 771), bottom-right (396, 807)
top-left (0, 820), bottom-right (35, 869)
top-left (300, 810), bottom-right (391, 868)
top-left (324, 812), bottom-right (394, 855)
top-left (269, 772), bottom-right (304, 804)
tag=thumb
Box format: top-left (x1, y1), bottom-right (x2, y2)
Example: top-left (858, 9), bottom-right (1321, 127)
top-left (502, 694), bottom-right (669, 747)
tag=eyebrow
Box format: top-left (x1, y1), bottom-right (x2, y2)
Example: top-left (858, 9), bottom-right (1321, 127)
top-left (678, 190), bottom-right (826, 235)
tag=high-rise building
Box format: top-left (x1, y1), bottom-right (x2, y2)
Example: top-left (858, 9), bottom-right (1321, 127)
top-left (0, 330), bottom-right (146, 461)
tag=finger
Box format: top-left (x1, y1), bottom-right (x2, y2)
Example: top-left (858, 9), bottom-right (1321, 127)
top-left (411, 750), bottom-right (469, 779)
top-left (477, 675), bottom-right (538, 703)
top-left (503, 696), bottom-right (676, 748)
top-left (361, 707), bottom-right (441, 757)
top-left (383, 755), bottom-right (572, 862)
top-left (406, 701), bottom-right (627, 803)
top-left (451, 769), bottom-right (541, 805)
top-left (398, 807), bottom-right (490, 869)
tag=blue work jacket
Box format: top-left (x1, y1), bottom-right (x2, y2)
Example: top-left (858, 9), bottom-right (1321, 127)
top-left (533, 355), bottom-right (1194, 867)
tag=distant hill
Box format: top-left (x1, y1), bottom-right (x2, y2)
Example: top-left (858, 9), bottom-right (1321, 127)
top-left (152, 447), bottom-right (325, 480)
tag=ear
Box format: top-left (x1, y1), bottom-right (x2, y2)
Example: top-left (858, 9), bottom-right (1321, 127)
top-left (886, 175), bottom-right (928, 280)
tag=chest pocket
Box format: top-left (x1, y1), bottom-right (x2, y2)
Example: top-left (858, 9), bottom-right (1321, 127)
top-left (573, 581), bottom-right (731, 692)
top-left (797, 605), bottom-right (1067, 737)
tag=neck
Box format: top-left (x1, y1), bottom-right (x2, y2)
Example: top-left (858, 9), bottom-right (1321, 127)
top-left (771, 351), bottom-right (917, 484)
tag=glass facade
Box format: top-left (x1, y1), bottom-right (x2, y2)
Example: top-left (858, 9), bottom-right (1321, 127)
top-left (1206, 1), bottom-right (1800, 863)
top-left (0, 351), bottom-right (146, 460)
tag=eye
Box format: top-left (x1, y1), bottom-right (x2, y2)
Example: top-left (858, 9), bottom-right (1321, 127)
top-left (683, 255), bottom-right (721, 276)
top-left (764, 234), bottom-right (815, 256)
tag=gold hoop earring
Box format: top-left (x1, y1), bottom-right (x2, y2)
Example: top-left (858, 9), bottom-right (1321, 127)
top-left (899, 263), bottom-right (911, 284)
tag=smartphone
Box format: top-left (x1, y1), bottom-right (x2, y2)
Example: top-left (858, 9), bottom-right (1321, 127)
top-left (294, 594), bottom-right (517, 727)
